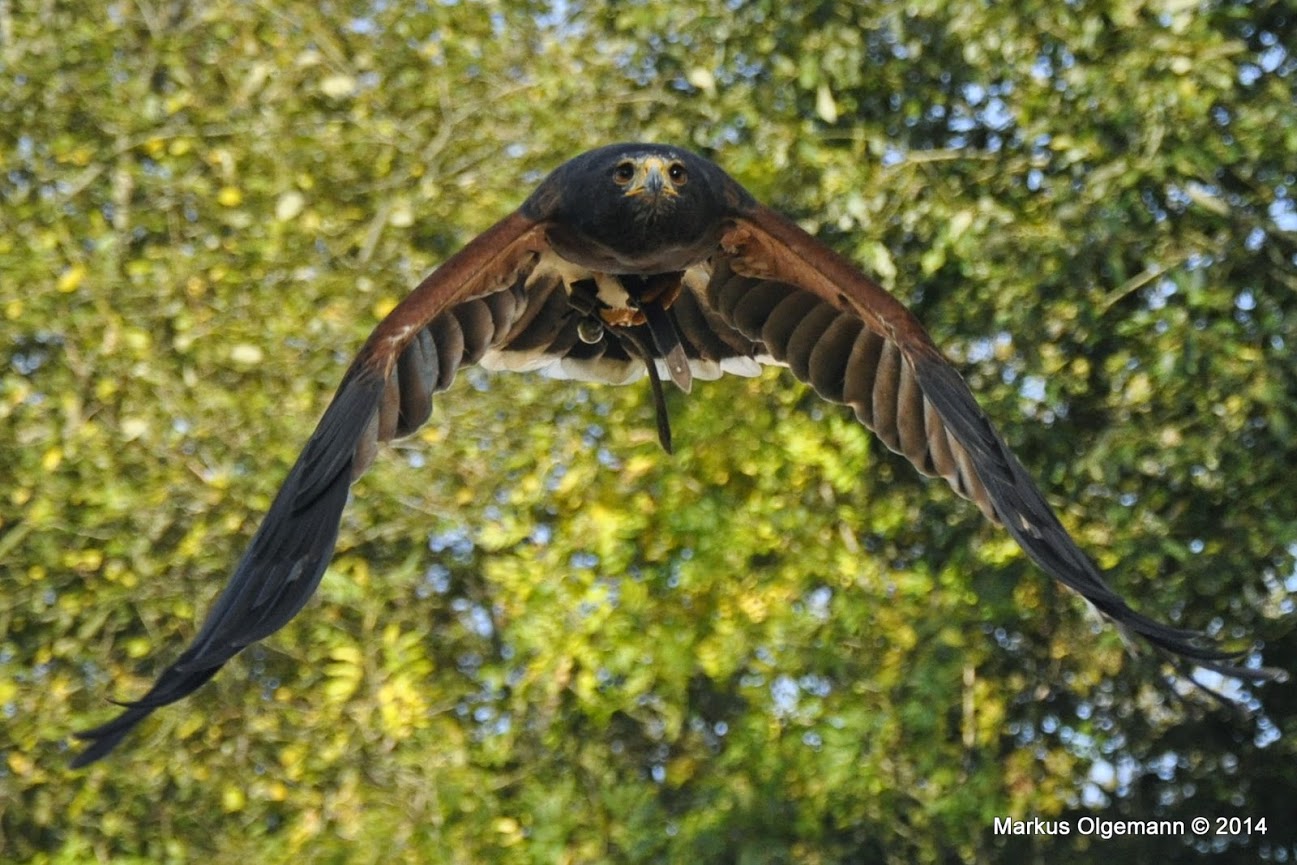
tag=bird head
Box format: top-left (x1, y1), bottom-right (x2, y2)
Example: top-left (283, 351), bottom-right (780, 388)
top-left (611, 153), bottom-right (686, 212)
top-left (522, 143), bottom-right (753, 273)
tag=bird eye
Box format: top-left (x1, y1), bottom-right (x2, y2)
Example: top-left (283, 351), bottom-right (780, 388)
top-left (668, 163), bottom-right (688, 184)
top-left (613, 161), bottom-right (636, 185)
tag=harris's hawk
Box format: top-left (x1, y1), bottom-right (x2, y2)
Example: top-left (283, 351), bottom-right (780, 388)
top-left (72, 143), bottom-right (1280, 766)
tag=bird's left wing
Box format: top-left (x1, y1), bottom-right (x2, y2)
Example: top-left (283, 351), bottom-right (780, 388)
top-left (72, 210), bottom-right (550, 766)
top-left (715, 204), bottom-right (1276, 683)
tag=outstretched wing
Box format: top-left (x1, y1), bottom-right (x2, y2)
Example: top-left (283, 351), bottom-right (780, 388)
top-left (713, 204), bottom-right (1271, 681)
top-left (72, 212), bottom-right (550, 766)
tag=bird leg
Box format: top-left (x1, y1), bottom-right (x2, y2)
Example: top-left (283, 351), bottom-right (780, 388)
top-left (565, 278), bottom-right (607, 344)
top-left (562, 276), bottom-right (676, 452)
top-left (574, 271), bottom-right (692, 394)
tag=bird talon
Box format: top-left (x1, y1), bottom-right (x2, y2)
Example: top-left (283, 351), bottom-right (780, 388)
top-left (600, 306), bottom-right (645, 327)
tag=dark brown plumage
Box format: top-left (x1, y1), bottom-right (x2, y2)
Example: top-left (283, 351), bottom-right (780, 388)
top-left (72, 143), bottom-right (1280, 767)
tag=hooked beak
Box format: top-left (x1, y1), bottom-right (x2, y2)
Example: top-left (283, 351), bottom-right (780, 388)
top-left (644, 165), bottom-right (665, 197)
top-left (624, 157), bottom-right (676, 199)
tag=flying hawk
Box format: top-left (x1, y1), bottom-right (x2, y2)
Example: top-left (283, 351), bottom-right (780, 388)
top-left (73, 143), bottom-right (1277, 766)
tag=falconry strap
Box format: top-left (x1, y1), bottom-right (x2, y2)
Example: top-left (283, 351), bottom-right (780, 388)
top-left (567, 272), bottom-right (689, 451)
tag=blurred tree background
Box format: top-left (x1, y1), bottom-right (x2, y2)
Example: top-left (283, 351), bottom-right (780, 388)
top-left (3, 0), bottom-right (1295, 862)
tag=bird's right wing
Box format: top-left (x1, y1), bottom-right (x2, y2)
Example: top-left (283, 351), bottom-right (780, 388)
top-left (72, 211), bottom-right (551, 766)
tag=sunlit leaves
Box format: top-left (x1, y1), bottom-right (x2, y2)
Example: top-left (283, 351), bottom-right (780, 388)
top-left (3, 0), bottom-right (1295, 863)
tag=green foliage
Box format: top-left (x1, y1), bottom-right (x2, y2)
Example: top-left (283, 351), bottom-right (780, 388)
top-left (3, 1), bottom-right (1294, 862)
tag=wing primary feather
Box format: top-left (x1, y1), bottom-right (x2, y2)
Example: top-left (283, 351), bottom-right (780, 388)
top-left (719, 209), bottom-right (1282, 683)
top-left (393, 329), bottom-right (435, 438)
top-left (759, 292), bottom-right (821, 360)
top-left (451, 298), bottom-right (497, 366)
top-left (730, 280), bottom-right (790, 337)
top-left (74, 210), bottom-right (550, 766)
top-left (671, 285), bottom-right (757, 361)
top-left (909, 356), bottom-right (1279, 680)
top-left (429, 313), bottom-right (465, 392)
top-left (843, 328), bottom-right (886, 429)
top-left (784, 303), bottom-right (842, 384)
top-left (805, 314), bottom-right (863, 402)
top-left (870, 341), bottom-right (903, 452)
top-left (894, 355), bottom-right (930, 470)
top-left (72, 365), bottom-right (387, 766)
top-left (922, 396), bottom-right (957, 480)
